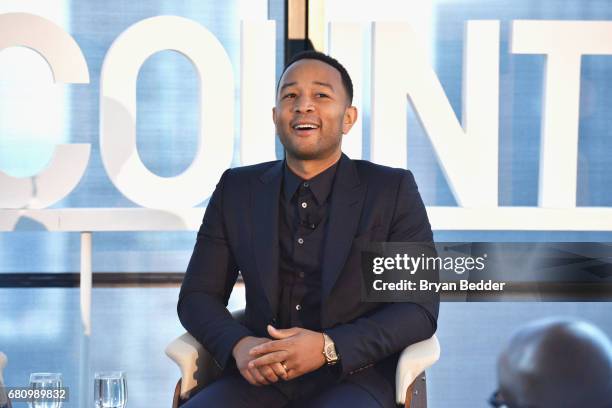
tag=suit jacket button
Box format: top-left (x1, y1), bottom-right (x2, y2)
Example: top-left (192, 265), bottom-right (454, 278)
top-left (271, 318), bottom-right (277, 325)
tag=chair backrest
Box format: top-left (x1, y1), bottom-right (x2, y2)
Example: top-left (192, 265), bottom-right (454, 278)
top-left (396, 335), bottom-right (441, 407)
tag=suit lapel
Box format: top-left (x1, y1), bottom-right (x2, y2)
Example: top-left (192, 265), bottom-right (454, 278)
top-left (322, 154), bottom-right (366, 299)
top-left (252, 161), bottom-right (283, 316)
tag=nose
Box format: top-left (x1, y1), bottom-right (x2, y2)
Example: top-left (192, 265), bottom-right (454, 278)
top-left (293, 95), bottom-right (314, 113)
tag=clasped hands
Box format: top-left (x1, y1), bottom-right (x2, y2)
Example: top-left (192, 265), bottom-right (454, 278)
top-left (232, 325), bottom-right (326, 386)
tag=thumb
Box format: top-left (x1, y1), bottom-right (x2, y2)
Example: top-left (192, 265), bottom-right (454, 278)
top-left (267, 325), bottom-right (300, 339)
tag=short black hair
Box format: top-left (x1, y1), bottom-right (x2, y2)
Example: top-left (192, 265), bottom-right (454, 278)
top-left (279, 50), bottom-right (354, 105)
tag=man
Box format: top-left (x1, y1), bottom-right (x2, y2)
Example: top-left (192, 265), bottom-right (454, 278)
top-left (492, 318), bottom-right (612, 408)
top-left (178, 51), bottom-right (438, 407)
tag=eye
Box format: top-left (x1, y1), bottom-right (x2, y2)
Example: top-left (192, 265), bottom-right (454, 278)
top-left (282, 93), bottom-right (296, 99)
top-left (315, 93), bottom-right (329, 98)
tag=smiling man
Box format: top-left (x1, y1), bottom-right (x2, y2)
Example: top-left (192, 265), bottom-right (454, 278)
top-left (178, 51), bottom-right (438, 407)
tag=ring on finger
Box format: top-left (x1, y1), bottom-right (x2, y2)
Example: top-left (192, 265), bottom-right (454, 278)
top-left (281, 361), bottom-right (288, 371)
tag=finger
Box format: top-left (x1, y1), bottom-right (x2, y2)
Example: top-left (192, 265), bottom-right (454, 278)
top-left (249, 367), bottom-right (269, 385)
top-left (259, 365), bottom-right (279, 383)
top-left (267, 325), bottom-right (301, 339)
top-left (249, 351), bottom-right (289, 368)
top-left (270, 362), bottom-right (289, 380)
top-left (241, 369), bottom-right (258, 386)
top-left (249, 339), bottom-right (290, 356)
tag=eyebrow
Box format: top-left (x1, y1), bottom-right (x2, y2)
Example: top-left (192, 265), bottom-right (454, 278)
top-left (313, 81), bottom-right (334, 91)
top-left (278, 81), bottom-right (335, 93)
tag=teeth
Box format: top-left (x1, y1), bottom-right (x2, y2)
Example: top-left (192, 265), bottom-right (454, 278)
top-left (294, 124), bottom-right (318, 130)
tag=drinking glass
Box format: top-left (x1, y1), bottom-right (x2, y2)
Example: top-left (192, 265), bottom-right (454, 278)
top-left (94, 371), bottom-right (127, 408)
top-left (28, 373), bottom-right (63, 408)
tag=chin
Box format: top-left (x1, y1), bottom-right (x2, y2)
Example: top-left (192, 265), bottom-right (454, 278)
top-left (286, 150), bottom-right (320, 161)
top-left (281, 142), bottom-right (317, 160)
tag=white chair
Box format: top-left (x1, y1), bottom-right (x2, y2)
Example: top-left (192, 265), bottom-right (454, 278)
top-left (165, 313), bottom-right (440, 408)
top-left (0, 352), bottom-right (12, 408)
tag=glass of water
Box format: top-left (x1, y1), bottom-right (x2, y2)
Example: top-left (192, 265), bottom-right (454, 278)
top-left (94, 371), bottom-right (127, 408)
top-left (28, 373), bottom-right (63, 408)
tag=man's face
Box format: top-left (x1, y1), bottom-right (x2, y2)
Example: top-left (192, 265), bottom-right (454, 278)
top-left (273, 59), bottom-right (357, 162)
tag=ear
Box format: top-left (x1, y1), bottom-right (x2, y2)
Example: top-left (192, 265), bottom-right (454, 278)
top-left (272, 106), bottom-right (277, 126)
top-left (342, 106), bottom-right (358, 134)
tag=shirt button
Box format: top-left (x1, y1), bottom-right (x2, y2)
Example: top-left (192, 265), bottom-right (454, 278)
top-left (295, 304), bottom-right (301, 311)
top-left (303, 182), bottom-right (309, 188)
top-left (301, 202), bottom-right (308, 208)
top-left (297, 237), bottom-right (304, 244)
top-left (298, 271), bottom-right (305, 278)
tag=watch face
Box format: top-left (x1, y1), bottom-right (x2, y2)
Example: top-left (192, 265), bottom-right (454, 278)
top-left (326, 345), bottom-right (337, 359)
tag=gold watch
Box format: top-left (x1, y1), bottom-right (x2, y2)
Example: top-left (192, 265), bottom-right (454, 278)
top-left (322, 333), bottom-right (339, 365)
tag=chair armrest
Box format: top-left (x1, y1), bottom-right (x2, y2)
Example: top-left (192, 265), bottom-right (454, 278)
top-left (395, 335), bottom-right (441, 405)
top-left (165, 333), bottom-right (218, 400)
top-left (166, 311), bottom-right (245, 401)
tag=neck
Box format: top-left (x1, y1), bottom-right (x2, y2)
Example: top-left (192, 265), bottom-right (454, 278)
top-left (285, 150), bottom-right (341, 180)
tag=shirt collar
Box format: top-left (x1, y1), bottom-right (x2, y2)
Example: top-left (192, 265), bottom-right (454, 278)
top-left (282, 159), bottom-right (339, 204)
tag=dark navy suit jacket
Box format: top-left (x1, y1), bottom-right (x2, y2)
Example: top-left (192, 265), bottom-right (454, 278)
top-left (178, 153), bottom-right (439, 404)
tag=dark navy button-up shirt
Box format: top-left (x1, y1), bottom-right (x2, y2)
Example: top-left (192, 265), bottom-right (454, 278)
top-left (277, 160), bottom-right (338, 331)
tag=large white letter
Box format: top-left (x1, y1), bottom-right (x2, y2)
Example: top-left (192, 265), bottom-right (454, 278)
top-left (240, 20), bottom-right (276, 165)
top-left (0, 12), bottom-right (90, 209)
top-left (100, 16), bottom-right (234, 208)
top-left (512, 20), bottom-right (612, 208)
top-left (371, 21), bottom-right (499, 208)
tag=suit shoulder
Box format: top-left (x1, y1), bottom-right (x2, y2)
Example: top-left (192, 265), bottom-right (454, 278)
top-left (224, 160), bottom-right (281, 180)
top-left (352, 159), bottom-right (415, 184)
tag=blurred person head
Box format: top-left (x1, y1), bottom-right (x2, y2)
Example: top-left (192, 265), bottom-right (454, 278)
top-left (491, 318), bottom-right (612, 408)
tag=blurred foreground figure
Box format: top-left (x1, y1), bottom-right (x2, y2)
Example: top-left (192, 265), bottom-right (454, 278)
top-left (493, 319), bottom-right (612, 408)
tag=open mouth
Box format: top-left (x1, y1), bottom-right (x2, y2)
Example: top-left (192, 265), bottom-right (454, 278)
top-left (292, 123), bottom-right (320, 134)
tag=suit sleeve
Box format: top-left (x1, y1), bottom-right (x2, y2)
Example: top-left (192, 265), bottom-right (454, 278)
top-left (325, 170), bottom-right (439, 376)
top-left (177, 169), bottom-right (253, 370)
